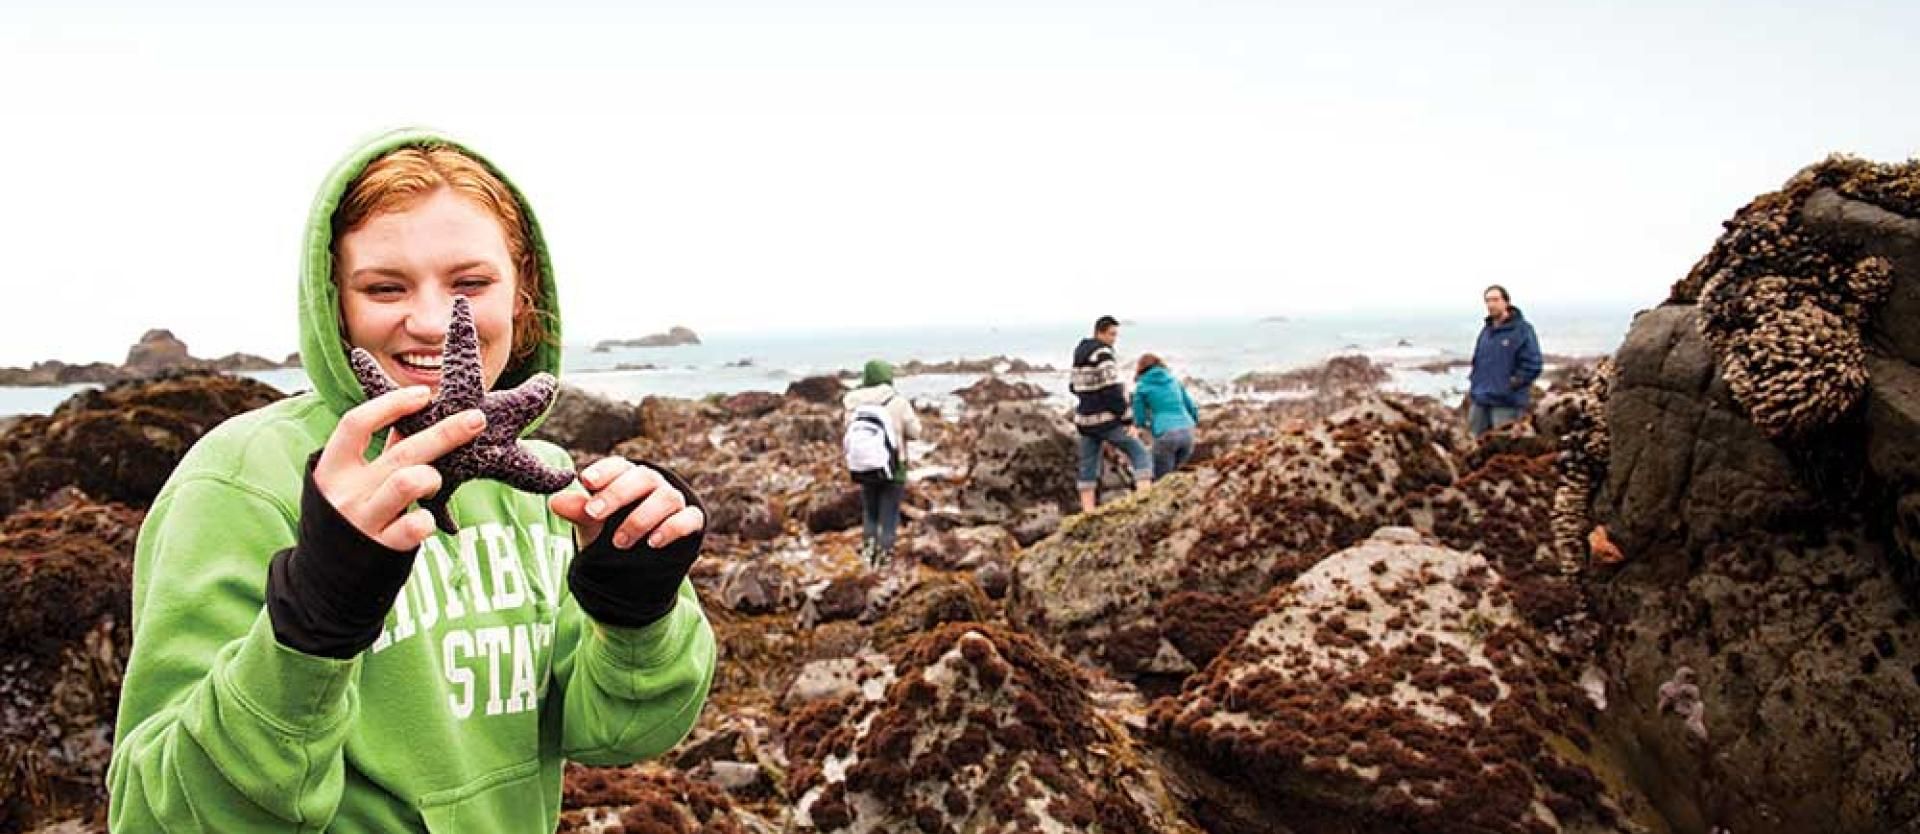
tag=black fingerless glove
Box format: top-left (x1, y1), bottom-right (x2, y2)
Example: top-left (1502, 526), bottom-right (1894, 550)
top-left (567, 461), bottom-right (706, 629)
top-left (266, 452), bottom-right (419, 659)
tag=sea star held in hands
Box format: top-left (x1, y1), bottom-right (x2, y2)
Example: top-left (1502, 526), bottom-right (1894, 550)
top-left (349, 295), bottom-right (575, 534)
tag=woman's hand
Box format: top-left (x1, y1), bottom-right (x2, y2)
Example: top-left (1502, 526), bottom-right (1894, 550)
top-left (549, 457), bottom-right (706, 550)
top-left (313, 385), bottom-right (486, 551)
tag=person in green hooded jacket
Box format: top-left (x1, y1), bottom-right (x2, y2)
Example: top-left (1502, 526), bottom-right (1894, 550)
top-left (1130, 353), bottom-right (1200, 479)
top-left (841, 359), bottom-right (921, 568)
top-left (107, 130), bottom-right (717, 833)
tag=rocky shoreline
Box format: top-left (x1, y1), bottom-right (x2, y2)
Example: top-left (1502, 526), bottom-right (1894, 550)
top-left (5, 155), bottom-right (1919, 833)
top-left (0, 329), bottom-right (296, 387)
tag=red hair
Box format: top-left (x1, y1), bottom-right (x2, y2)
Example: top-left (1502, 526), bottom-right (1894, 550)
top-left (1136, 353), bottom-right (1164, 378)
top-left (331, 144), bottom-right (550, 368)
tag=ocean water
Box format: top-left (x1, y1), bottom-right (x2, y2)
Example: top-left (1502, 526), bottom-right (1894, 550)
top-left (0, 307), bottom-right (1643, 417)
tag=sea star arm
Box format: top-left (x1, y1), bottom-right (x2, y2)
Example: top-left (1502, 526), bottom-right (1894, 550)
top-left (490, 444), bottom-right (579, 494)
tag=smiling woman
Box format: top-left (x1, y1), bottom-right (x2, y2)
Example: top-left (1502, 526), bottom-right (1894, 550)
top-left (107, 130), bottom-right (716, 834)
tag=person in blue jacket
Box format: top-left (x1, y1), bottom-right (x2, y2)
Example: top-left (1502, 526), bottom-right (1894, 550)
top-left (1131, 353), bottom-right (1200, 479)
top-left (1467, 284), bottom-right (1544, 437)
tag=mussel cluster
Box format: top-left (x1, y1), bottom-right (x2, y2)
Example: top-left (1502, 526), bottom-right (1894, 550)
top-left (1675, 155), bottom-right (1915, 438)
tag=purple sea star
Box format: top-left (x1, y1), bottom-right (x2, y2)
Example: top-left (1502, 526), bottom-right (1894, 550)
top-left (349, 296), bottom-right (575, 534)
top-left (1657, 665), bottom-right (1708, 742)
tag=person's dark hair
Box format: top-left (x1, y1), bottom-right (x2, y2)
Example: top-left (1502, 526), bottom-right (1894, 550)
top-left (1094, 315), bottom-right (1120, 335)
top-left (1135, 353), bottom-right (1164, 378)
top-left (1484, 285), bottom-right (1510, 303)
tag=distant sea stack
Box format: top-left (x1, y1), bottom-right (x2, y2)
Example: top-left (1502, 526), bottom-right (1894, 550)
top-left (0, 329), bottom-right (296, 386)
top-left (592, 326), bottom-right (701, 352)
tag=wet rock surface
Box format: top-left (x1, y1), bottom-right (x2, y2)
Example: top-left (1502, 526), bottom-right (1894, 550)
top-left (1574, 155), bottom-right (1920, 834)
top-left (1149, 528), bottom-right (1651, 834)
top-left (0, 372), bottom-right (282, 517)
top-left (531, 382), bottom-right (644, 454)
top-left (0, 496), bottom-right (143, 832)
top-left (1005, 395), bottom-right (1568, 682)
top-left (785, 623), bottom-right (1197, 834)
top-left (951, 375), bottom-right (1049, 408)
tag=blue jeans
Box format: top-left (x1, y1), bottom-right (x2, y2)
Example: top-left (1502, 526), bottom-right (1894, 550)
top-left (860, 480), bottom-right (904, 554)
top-left (1151, 427), bottom-right (1194, 479)
top-left (1469, 403), bottom-right (1523, 437)
top-left (1077, 423), bottom-right (1153, 489)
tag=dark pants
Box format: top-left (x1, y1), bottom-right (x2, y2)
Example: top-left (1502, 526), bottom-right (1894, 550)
top-left (1469, 403), bottom-right (1524, 437)
top-left (1151, 427), bottom-right (1194, 479)
top-left (860, 480), bottom-right (904, 556)
top-left (1076, 423), bottom-right (1153, 489)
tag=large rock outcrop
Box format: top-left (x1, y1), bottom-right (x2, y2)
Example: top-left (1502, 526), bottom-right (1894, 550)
top-left (1672, 156), bottom-right (1919, 438)
top-left (1007, 397), bottom-right (1571, 682)
top-left (0, 495), bottom-right (144, 832)
top-left (0, 373), bottom-right (283, 516)
top-left (1574, 157), bottom-right (1920, 834)
top-left (530, 382), bottom-right (642, 455)
top-left (784, 623), bottom-right (1198, 833)
top-left (1148, 528), bottom-right (1654, 834)
top-left (957, 401), bottom-right (1134, 524)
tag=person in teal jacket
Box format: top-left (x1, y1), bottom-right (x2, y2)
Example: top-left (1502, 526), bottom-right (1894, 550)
top-left (107, 129), bottom-right (717, 833)
top-left (1130, 353), bottom-right (1200, 479)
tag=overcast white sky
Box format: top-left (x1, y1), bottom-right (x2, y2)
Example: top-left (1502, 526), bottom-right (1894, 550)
top-left (1, 1), bottom-right (1915, 366)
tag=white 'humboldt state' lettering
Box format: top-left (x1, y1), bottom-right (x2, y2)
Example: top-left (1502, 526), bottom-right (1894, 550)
top-left (483, 523), bottom-right (528, 611)
top-left (366, 520), bottom-right (585, 720)
top-left (475, 626), bottom-right (511, 716)
top-left (507, 624), bottom-right (538, 714)
top-left (454, 526), bottom-right (493, 615)
top-left (423, 534), bottom-right (466, 622)
top-left (444, 630), bottom-right (476, 719)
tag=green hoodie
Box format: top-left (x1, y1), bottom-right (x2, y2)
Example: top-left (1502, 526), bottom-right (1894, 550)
top-left (108, 129), bottom-right (715, 833)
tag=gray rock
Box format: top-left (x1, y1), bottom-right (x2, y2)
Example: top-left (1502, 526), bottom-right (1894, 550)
top-left (1801, 188), bottom-right (1920, 364)
top-left (784, 374), bottom-right (846, 405)
top-left (1592, 529), bottom-right (1920, 834)
top-left (958, 401), bottom-right (1135, 525)
top-left (1597, 305), bottom-right (1813, 553)
top-left (717, 559), bottom-right (789, 613)
top-left (528, 383), bottom-right (641, 455)
top-left (1866, 355), bottom-right (1920, 485)
top-left (781, 653), bottom-right (894, 707)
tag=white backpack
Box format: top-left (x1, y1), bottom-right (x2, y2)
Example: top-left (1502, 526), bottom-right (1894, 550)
top-left (844, 401), bottom-right (899, 484)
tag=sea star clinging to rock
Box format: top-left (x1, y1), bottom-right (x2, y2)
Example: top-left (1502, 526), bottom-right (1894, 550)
top-left (349, 296), bottom-right (575, 534)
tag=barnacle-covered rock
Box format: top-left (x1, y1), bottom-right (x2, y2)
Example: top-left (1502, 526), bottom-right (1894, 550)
top-left (1596, 305), bottom-right (1816, 553)
top-left (1010, 397), bottom-right (1578, 681)
top-left (558, 764), bottom-right (777, 833)
top-left (0, 496), bottom-right (144, 831)
top-left (1549, 360), bottom-right (1614, 570)
top-left (785, 623), bottom-right (1197, 834)
top-left (0, 372), bottom-right (282, 516)
top-left (1588, 527), bottom-right (1920, 834)
top-left (1146, 528), bottom-right (1651, 834)
top-left (1674, 156), bottom-right (1918, 437)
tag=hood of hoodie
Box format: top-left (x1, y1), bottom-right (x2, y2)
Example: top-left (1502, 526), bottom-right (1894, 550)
top-left (1483, 306), bottom-right (1527, 331)
top-left (297, 128), bottom-right (563, 431)
top-left (861, 359), bottom-right (895, 387)
top-left (1138, 364), bottom-right (1174, 387)
top-left (1073, 337), bottom-right (1110, 365)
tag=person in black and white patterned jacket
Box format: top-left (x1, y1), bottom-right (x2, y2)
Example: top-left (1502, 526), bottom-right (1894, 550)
top-left (1069, 315), bottom-right (1153, 512)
